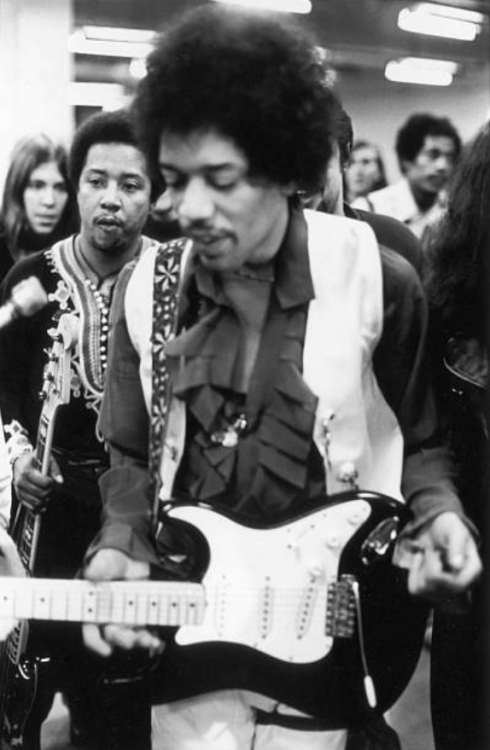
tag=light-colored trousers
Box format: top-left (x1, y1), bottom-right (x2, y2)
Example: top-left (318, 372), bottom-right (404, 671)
top-left (152, 691), bottom-right (347, 750)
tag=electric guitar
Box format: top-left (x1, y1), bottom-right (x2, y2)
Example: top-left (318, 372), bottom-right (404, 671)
top-left (0, 312), bottom-right (78, 748)
top-left (0, 491), bottom-right (428, 728)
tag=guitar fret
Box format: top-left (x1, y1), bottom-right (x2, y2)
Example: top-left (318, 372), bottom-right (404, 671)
top-left (186, 594), bottom-right (201, 626)
top-left (10, 584), bottom-right (33, 620)
top-left (108, 588), bottom-right (125, 624)
top-left (93, 583), bottom-right (112, 623)
top-left (66, 584), bottom-right (84, 621)
top-left (32, 587), bottom-right (51, 620)
top-left (167, 592), bottom-right (181, 626)
top-left (135, 590), bottom-right (151, 625)
top-left (50, 584), bottom-right (69, 621)
top-left (146, 593), bottom-right (161, 626)
top-left (123, 590), bottom-right (138, 626)
top-left (36, 414), bottom-right (49, 468)
top-left (81, 587), bottom-right (98, 621)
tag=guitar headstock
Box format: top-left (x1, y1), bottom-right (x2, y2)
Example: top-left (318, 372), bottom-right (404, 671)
top-left (40, 313), bottom-right (79, 412)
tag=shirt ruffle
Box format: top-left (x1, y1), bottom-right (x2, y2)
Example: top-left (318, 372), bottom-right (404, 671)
top-left (168, 302), bottom-right (320, 516)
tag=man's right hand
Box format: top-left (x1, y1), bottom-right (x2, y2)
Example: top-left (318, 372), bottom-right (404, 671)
top-left (83, 549), bottom-right (164, 657)
top-left (13, 451), bottom-right (63, 512)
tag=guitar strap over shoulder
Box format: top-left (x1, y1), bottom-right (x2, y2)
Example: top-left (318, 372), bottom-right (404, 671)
top-left (149, 238), bottom-right (189, 520)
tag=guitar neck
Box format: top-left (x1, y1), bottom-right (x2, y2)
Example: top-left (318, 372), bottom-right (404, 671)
top-left (34, 410), bottom-right (53, 476)
top-left (14, 376), bottom-right (59, 571)
top-left (14, 511), bottom-right (40, 573)
top-left (11, 420), bottom-right (48, 572)
top-left (0, 578), bottom-right (205, 628)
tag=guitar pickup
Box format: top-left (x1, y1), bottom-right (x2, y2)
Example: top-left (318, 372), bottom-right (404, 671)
top-left (325, 575), bottom-right (356, 638)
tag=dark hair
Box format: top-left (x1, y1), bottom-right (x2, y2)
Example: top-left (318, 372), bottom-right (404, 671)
top-left (425, 121), bottom-right (490, 338)
top-left (133, 4), bottom-right (340, 193)
top-left (68, 108), bottom-right (157, 199)
top-left (0, 133), bottom-right (78, 262)
top-left (396, 113), bottom-right (462, 170)
top-left (337, 109), bottom-right (354, 168)
top-left (350, 140), bottom-right (387, 192)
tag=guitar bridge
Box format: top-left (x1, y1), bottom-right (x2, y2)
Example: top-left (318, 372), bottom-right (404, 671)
top-left (325, 574), bottom-right (356, 638)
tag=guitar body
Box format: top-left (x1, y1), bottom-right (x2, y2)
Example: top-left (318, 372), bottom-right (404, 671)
top-left (149, 492), bottom-right (428, 727)
top-left (0, 491), bottom-right (428, 729)
top-left (0, 650), bottom-right (48, 750)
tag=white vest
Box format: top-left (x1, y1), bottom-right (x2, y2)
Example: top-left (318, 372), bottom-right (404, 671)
top-left (125, 210), bottom-right (404, 502)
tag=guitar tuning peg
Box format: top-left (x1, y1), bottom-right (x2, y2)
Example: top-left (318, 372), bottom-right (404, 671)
top-left (38, 390), bottom-right (47, 401)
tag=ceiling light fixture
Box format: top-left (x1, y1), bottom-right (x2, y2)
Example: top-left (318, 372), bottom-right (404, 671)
top-left (82, 26), bottom-right (155, 43)
top-left (210, 0), bottom-right (312, 14)
top-left (385, 57), bottom-right (459, 86)
top-left (398, 3), bottom-right (483, 41)
top-left (68, 27), bottom-right (155, 58)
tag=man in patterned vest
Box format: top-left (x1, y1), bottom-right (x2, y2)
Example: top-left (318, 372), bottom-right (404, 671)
top-left (0, 109), bottom-right (157, 749)
top-left (82, 7), bottom-right (481, 750)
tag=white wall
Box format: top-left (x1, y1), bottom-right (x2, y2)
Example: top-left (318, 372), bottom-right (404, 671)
top-left (0, 0), bottom-right (74, 190)
top-left (338, 66), bottom-right (490, 183)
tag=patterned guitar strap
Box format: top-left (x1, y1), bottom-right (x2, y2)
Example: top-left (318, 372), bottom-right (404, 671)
top-left (149, 238), bottom-right (189, 527)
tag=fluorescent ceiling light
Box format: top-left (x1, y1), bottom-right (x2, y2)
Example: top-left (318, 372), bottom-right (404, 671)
top-left (68, 82), bottom-right (128, 108)
top-left (398, 4), bottom-right (482, 41)
top-left (68, 28), bottom-right (154, 58)
top-left (385, 57), bottom-right (458, 86)
top-left (82, 26), bottom-right (155, 43)
top-left (414, 3), bottom-right (485, 24)
top-left (211, 0), bottom-right (312, 14)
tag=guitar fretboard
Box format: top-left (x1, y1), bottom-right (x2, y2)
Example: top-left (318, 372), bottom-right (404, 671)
top-left (0, 579), bottom-right (205, 628)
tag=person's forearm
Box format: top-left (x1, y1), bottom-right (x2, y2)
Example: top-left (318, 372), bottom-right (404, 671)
top-left (86, 451), bottom-right (158, 565)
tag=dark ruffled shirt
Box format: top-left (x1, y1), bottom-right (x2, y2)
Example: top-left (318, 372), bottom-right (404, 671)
top-left (168, 288), bottom-right (322, 520)
top-left (167, 211), bottom-right (322, 518)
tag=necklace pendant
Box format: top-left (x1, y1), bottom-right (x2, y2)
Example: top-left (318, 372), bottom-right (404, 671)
top-left (222, 427), bottom-right (239, 448)
top-left (210, 413), bottom-right (250, 448)
top-left (210, 425), bottom-right (239, 448)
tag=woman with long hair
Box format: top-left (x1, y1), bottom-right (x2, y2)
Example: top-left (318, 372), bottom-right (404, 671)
top-left (345, 140), bottom-right (387, 203)
top-left (0, 134), bottom-right (78, 279)
top-left (425, 120), bottom-right (489, 750)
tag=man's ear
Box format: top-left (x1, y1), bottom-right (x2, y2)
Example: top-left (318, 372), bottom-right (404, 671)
top-left (399, 159), bottom-right (410, 176)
